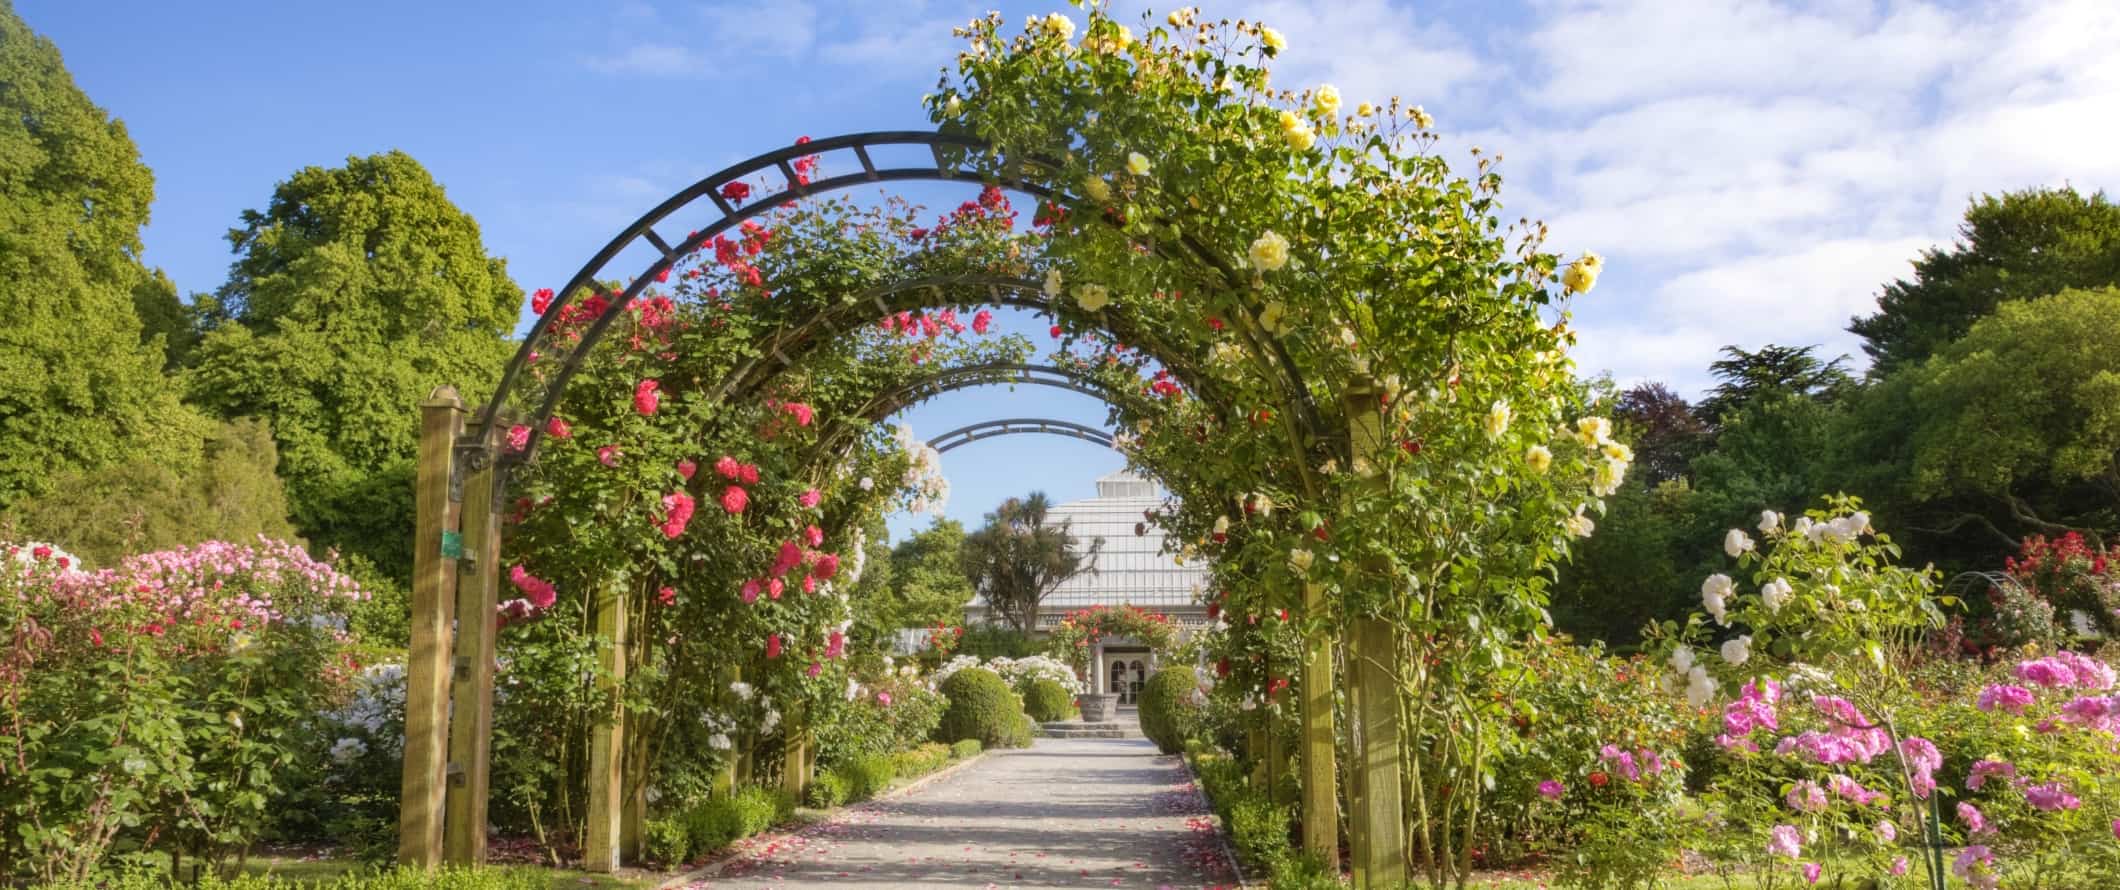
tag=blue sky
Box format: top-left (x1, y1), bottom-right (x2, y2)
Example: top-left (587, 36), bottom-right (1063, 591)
top-left (22, 0), bottom-right (2120, 542)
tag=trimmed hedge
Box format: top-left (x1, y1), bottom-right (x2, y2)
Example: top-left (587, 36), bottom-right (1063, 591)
top-left (950, 738), bottom-right (983, 759)
top-left (643, 815), bottom-right (690, 867)
top-left (33, 868), bottom-right (551, 890)
top-left (893, 741), bottom-right (952, 777)
top-left (1138, 667), bottom-right (1200, 754)
top-left (680, 785), bottom-right (782, 859)
top-left (1022, 678), bottom-right (1074, 722)
top-left (845, 753), bottom-right (898, 801)
top-left (806, 769), bottom-right (850, 808)
top-left (936, 667), bottom-right (1028, 748)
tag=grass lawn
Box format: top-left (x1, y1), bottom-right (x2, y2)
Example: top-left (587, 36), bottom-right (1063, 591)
top-left (130, 851), bottom-right (657, 889)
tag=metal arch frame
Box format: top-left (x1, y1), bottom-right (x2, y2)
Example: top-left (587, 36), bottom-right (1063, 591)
top-left (927, 418), bottom-right (1115, 454)
top-left (808, 359), bottom-right (1142, 469)
top-left (481, 131), bottom-right (1052, 459)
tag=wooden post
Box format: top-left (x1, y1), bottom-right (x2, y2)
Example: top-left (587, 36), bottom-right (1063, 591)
top-left (1343, 375), bottom-right (1406, 887)
top-left (583, 583), bottom-right (629, 873)
top-left (1299, 580), bottom-right (1340, 870)
top-left (444, 422), bottom-right (502, 866)
top-left (399, 387), bottom-right (464, 869)
top-left (621, 714), bottom-right (649, 863)
top-left (781, 705), bottom-right (809, 800)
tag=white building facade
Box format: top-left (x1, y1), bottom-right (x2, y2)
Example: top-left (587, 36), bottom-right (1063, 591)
top-left (962, 471), bottom-right (1211, 702)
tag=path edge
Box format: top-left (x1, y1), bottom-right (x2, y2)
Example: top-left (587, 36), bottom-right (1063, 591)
top-left (1177, 753), bottom-right (1253, 890)
top-left (654, 748), bottom-right (993, 889)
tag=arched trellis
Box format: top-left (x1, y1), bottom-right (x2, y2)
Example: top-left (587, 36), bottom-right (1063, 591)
top-left (928, 417), bottom-right (1116, 454)
top-left (401, 131), bottom-right (1357, 874)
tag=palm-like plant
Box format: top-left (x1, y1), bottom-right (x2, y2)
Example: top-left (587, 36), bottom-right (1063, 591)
top-left (960, 492), bottom-right (1103, 635)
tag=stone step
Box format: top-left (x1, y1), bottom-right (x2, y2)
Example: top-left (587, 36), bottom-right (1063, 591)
top-left (1039, 726), bottom-right (1137, 739)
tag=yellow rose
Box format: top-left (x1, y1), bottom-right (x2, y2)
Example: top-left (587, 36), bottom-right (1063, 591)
top-left (1525, 445), bottom-right (1553, 474)
top-left (944, 95), bottom-right (962, 117)
top-left (1249, 230), bottom-right (1290, 271)
top-left (1409, 105), bottom-right (1434, 129)
top-left (1167, 7), bottom-right (1196, 28)
top-left (1043, 12), bottom-right (1075, 42)
top-left (1258, 300), bottom-right (1288, 334)
top-left (1356, 102), bottom-right (1375, 117)
top-left (1075, 283), bottom-right (1111, 312)
top-left (1314, 84), bottom-right (1341, 116)
top-left (1601, 441), bottom-right (1633, 463)
top-left (1561, 252), bottom-right (1603, 294)
top-left (1260, 26), bottom-right (1286, 54)
top-left (1126, 152), bottom-right (1152, 176)
top-left (1082, 175), bottom-right (1112, 203)
top-left (1043, 269), bottom-right (1064, 297)
top-left (1283, 121), bottom-right (1316, 151)
top-left (1574, 416), bottom-right (1612, 447)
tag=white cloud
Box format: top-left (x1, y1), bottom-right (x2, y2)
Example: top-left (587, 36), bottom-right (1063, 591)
top-left (1232, 0), bottom-right (1487, 105)
top-left (585, 43), bottom-right (709, 76)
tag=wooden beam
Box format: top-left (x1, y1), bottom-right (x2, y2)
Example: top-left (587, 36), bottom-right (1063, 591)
top-left (1350, 619), bottom-right (1407, 886)
top-left (399, 387), bottom-right (463, 869)
top-left (1342, 375), bottom-right (1406, 887)
top-left (444, 423), bottom-right (501, 866)
top-left (781, 704), bottom-right (810, 800)
top-left (1299, 580), bottom-right (1340, 871)
top-left (583, 584), bottom-right (629, 873)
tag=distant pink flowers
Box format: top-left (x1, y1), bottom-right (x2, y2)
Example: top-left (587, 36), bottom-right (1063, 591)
top-left (1967, 759), bottom-right (2016, 790)
top-left (721, 486), bottom-right (749, 514)
top-left (782, 402), bottom-right (813, 427)
top-left (877, 691), bottom-right (893, 707)
top-left (2023, 781), bottom-right (2081, 812)
top-left (1785, 780), bottom-right (1827, 813)
top-left (1536, 780), bottom-right (1564, 801)
top-left (598, 445), bottom-right (622, 466)
top-left (1977, 684), bottom-right (2034, 714)
top-left (677, 458), bottom-right (697, 480)
top-left (2014, 651), bottom-right (2116, 691)
top-left (799, 488), bottom-right (822, 509)
top-left (545, 416), bottom-right (572, 439)
top-left (507, 424), bottom-right (531, 452)
top-left (634, 379), bottom-right (661, 416)
top-left (1766, 824), bottom-right (1802, 859)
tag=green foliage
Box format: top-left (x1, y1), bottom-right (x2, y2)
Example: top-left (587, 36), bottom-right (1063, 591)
top-left (934, 667), bottom-right (1026, 748)
top-left (1022, 678), bottom-right (1074, 722)
top-left (642, 816), bottom-right (690, 867)
top-left (813, 677), bottom-right (945, 769)
top-left (949, 738), bottom-right (982, 759)
top-left (183, 149), bottom-right (522, 584)
top-left (1850, 186), bottom-right (2120, 373)
top-left (855, 518), bottom-right (974, 649)
top-left (843, 754), bottom-right (898, 801)
top-left (679, 786), bottom-right (781, 858)
top-left (955, 623), bottom-right (1036, 659)
top-left (31, 866), bottom-right (555, 890)
top-left (0, 1), bottom-right (197, 507)
top-left (961, 492), bottom-right (1103, 634)
top-left (1694, 344), bottom-right (1853, 426)
top-left (805, 770), bottom-right (849, 809)
top-left (1138, 668), bottom-right (1201, 754)
top-left (6, 417), bottom-right (299, 566)
top-left (891, 741), bottom-right (953, 778)
top-left (1884, 287), bottom-right (2120, 543)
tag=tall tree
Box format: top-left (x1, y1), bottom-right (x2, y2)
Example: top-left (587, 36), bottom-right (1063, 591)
top-left (1849, 187), bottom-right (2120, 374)
top-left (183, 150), bottom-right (522, 582)
top-left (1694, 344), bottom-right (1852, 425)
top-left (1612, 382), bottom-right (1707, 486)
top-left (1861, 287), bottom-right (2120, 550)
top-left (0, 1), bottom-right (194, 505)
top-left (960, 492), bottom-right (1104, 635)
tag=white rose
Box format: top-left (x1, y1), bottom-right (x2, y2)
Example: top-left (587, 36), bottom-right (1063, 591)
top-left (1724, 529), bottom-right (1754, 558)
top-left (1563, 510), bottom-right (1595, 538)
top-left (1720, 635), bottom-right (1752, 667)
top-left (1485, 400), bottom-right (1512, 439)
top-left (1591, 457), bottom-right (1627, 497)
top-left (1701, 574), bottom-right (1735, 626)
top-left (1761, 578), bottom-right (1793, 613)
top-left (1288, 548), bottom-right (1314, 575)
top-left (1249, 230), bottom-right (1290, 271)
top-left (1685, 666), bottom-right (1717, 708)
top-left (1075, 283), bottom-right (1111, 312)
top-left (1126, 152), bottom-right (1152, 176)
top-left (1758, 510), bottom-right (1782, 534)
top-left (1044, 268), bottom-right (1064, 297)
top-left (1042, 12), bottom-right (1075, 42)
top-left (1670, 644), bottom-right (1695, 675)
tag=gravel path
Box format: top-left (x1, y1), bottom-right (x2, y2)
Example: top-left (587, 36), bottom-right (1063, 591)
top-left (677, 736), bottom-right (1240, 889)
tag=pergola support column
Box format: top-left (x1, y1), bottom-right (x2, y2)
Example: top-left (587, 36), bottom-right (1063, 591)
top-left (444, 419), bottom-right (503, 866)
top-left (1343, 375), bottom-right (1406, 887)
top-left (584, 582), bottom-right (629, 873)
top-left (398, 387), bottom-right (464, 868)
top-left (1299, 580), bottom-right (1339, 870)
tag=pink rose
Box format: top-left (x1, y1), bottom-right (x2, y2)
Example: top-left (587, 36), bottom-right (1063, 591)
top-left (721, 486), bottom-right (749, 514)
top-left (633, 379), bottom-right (661, 415)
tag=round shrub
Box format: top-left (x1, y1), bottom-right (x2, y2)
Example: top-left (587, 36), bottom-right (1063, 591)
top-left (936, 667), bottom-right (1028, 747)
top-left (950, 738), bottom-right (982, 759)
top-left (642, 816), bottom-right (690, 867)
top-left (1138, 667), bottom-right (1201, 754)
top-left (998, 711), bottom-right (1035, 749)
top-left (806, 770), bottom-right (850, 808)
top-left (1023, 678), bottom-right (1074, 722)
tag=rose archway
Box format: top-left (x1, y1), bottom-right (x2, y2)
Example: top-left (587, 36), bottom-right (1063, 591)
top-left (398, 6), bottom-right (1619, 887)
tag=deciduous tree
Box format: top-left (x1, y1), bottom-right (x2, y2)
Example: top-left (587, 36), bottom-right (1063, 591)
top-left (961, 492), bottom-right (1103, 635)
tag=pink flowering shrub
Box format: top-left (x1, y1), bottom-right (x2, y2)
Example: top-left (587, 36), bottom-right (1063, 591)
top-left (0, 538), bottom-right (366, 883)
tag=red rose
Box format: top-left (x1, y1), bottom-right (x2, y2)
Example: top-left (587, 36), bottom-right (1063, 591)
top-left (1588, 772), bottom-right (1609, 788)
top-left (633, 379), bottom-right (661, 416)
top-left (720, 485), bottom-right (749, 514)
top-left (720, 181), bottom-right (751, 204)
top-left (677, 458), bottom-right (697, 480)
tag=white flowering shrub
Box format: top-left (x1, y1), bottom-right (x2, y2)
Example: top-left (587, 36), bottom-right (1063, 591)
top-left (891, 424), bottom-right (949, 516)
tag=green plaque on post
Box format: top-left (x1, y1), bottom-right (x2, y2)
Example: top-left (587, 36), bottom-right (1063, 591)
top-left (439, 530), bottom-right (464, 560)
